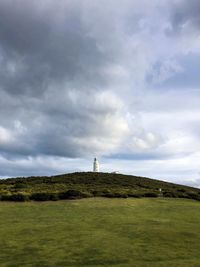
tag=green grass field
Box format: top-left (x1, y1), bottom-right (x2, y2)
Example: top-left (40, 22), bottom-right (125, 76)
top-left (0, 198), bottom-right (200, 267)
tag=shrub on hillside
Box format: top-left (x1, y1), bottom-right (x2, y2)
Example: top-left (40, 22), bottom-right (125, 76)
top-left (143, 192), bottom-right (158, 198)
top-left (12, 193), bottom-right (29, 201)
top-left (186, 192), bottom-right (200, 201)
top-left (127, 193), bottom-right (143, 198)
top-left (30, 192), bottom-right (58, 201)
top-left (163, 191), bottom-right (178, 198)
top-left (91, 190), bottom-right (102, 197)
top-left (14, 183), bottom-right (28, 189)
top-left (59, 190), bottom-right (87, 200)
top-left (0, 194), bottom-right (11, 201)
top-left (50, 193), bottom-right (60, 201)
top-left (103, 191), bottom-right (128, 198)
top-left (0, 193), bottom-right (29, 201)
top-left (177, 188), bottom-right (186, 193)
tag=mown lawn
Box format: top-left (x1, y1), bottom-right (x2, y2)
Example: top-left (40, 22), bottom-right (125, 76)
top-left (0, 198), bottom-right (200, 267)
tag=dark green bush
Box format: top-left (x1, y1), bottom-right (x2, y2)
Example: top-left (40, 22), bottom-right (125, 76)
top-left (127, 193), bottom-right (142, 198)
top-left (186, 192), bottom-right (200, 201)
top-left (50, 193), bottom-right (60, 201)
top-left (143, 192), bottom-right (158, 198)
top-left (163, 191), bottom-right (178, 198)
top-left (30, 192), bottom-right (54, 201)
top-left (91, 190), bottom-right (102, 197)
top-left (103, 192), bottom-right (128, 198)
top-left (59, 190), bottom-right (85, 200)
top-left (0, 194), bottom-right (12, 201)
top-left (177, 188), bottom-right (186, 193)
top-left (14, 183), bottom-right (28, 189)
top-left (11, 194), bottom-right (29, 201)
top-left (0, 193), bottom-right (29, 201)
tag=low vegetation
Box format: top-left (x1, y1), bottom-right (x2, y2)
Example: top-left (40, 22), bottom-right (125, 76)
top-left (0, 198), bottom-right (200, 267)
top-left (0, 172), bottom-right (200, 201)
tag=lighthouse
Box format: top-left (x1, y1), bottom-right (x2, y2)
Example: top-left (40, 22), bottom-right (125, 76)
top-left (93, 158), bottom-right (100, 172)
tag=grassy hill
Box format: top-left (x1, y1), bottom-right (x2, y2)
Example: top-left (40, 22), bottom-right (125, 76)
top-left (0, 172), bottom-right (200, 201)
top-left (1, 174), bottom-right (200, 266)
top-left (0, 198), bottom-right (200, 267)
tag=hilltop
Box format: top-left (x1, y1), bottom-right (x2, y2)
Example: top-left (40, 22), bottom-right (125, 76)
top-left (0, 172), bottom-right (200, 201)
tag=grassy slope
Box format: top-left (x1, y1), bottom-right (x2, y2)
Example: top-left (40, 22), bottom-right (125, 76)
top-left (0, 198), bottom-right (200, 267)
top-left (0, 172), bottom-right (200, 201)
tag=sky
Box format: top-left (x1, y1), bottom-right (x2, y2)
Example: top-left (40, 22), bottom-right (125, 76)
top-left (0, 0), bottom-right (200, 187)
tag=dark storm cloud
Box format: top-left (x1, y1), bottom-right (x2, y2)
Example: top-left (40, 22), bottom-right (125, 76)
top-left (0, 0), bottom-right (129, 161)
top-left (0, 0), bottom-right (107, 96)
top-left (169, 0), bottom-right (200, 33)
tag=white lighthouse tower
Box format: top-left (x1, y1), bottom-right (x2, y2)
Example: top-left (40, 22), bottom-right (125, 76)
top-left (93, 158), bottom-right (100, 172)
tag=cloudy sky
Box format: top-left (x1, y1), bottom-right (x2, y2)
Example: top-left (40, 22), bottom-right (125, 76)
top-left (0, 0), bottom-right (200, 187)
